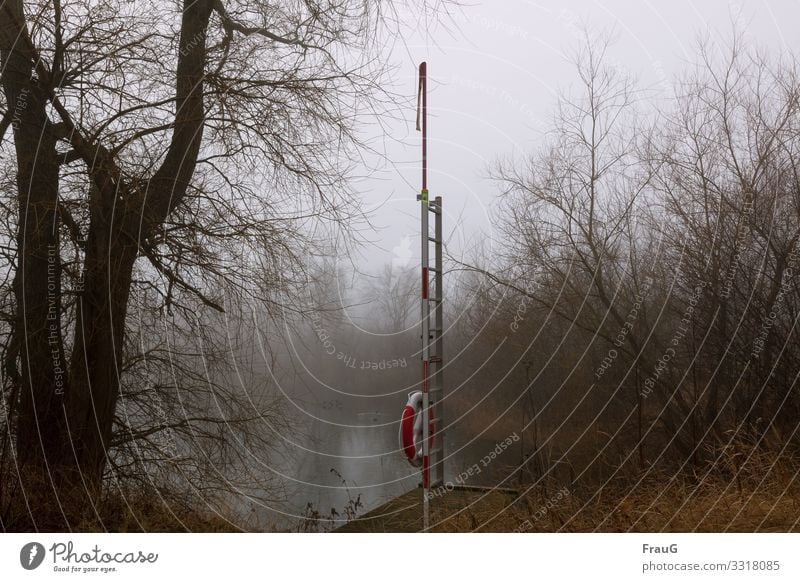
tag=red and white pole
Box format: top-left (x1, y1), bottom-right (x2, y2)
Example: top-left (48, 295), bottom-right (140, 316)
top-left (417, 61), bottom-right (431, 530)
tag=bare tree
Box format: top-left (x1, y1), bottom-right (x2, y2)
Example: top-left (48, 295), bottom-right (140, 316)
top-left (646, 34), bottom-right (800, 455)
top-left (365, 263), bottom-right (417, 332)
top-left (462, 32), bottom-right (800, 482)
top-left (490, 35), bottom-right (654, 468)
top-left (0, 0), bottom-right (450, 530)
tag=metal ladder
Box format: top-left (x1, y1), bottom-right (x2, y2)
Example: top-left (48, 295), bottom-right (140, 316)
top-left (419, 191), bottom-right (445, 531)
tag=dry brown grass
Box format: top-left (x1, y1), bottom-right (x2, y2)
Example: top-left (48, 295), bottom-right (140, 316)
top-left (76, 489), bottom-right (243, 532)
top-left (1, 478), bottom-right (242, 532)
top-left (337, 446), bottom-right (800, 533)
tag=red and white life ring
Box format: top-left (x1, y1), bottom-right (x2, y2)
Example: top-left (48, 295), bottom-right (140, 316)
top-left (399, 391), bottom-right (434, 467)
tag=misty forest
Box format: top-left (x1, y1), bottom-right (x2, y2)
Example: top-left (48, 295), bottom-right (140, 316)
top-left (2, 0), bottom-right (800, 532)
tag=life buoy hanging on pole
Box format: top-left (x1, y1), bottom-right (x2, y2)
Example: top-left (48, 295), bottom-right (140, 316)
top-left (399, 391), bottom-right (434, 467)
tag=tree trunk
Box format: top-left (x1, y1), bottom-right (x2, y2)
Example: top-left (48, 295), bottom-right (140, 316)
top-left (1, 0), bottom-right (213, 529)
top-left (65, 225), bottom-right (138, 493)
top-left (0, 0), bottom-right (74, 529)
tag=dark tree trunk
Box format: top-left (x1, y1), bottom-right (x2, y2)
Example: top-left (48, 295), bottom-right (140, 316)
top-left (0, 0), bottom-right (213, 530)
top-left (0, 0), bottom-right (73, 529)
top-left (65, 227), bottom-right (138, 491)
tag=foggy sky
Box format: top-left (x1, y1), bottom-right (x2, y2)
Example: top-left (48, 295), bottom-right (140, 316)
top-left (352, 0), bottom-right (800, 283)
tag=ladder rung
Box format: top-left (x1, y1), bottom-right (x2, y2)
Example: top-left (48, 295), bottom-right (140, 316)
top-left (430, 356), bottom-right (442, 363)
top-left (427, 236), bottom-right (440, 243)
top-left (428, 266), bottom-right (441, 273)
top-left (428, 297), bottom-right (442, 303)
